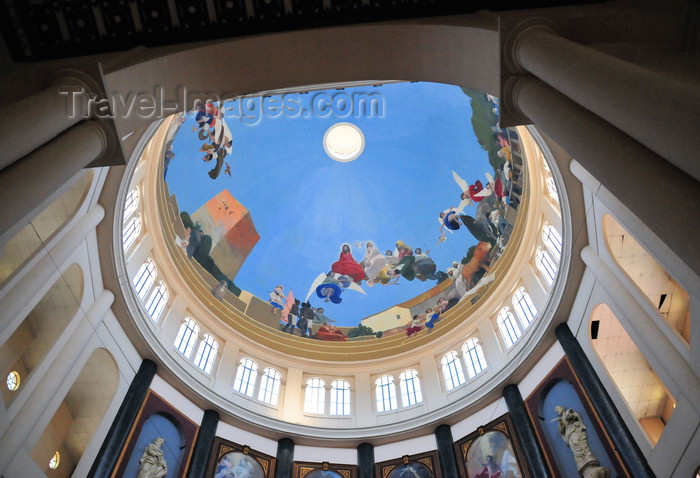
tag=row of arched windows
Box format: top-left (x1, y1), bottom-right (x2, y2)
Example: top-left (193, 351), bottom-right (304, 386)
top-left (173, 318), bottom-right (219, 374)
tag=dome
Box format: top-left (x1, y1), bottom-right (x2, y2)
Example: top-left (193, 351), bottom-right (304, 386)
top-left (116, 81), bottom-right (569, 441)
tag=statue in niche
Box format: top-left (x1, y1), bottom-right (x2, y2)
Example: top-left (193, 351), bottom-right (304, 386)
top-left (552, 406), bottom-right (610, 478)
top-left (137, 437), bottom-right (168, 478)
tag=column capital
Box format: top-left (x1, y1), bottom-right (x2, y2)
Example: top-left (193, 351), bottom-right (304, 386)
top-left (500, 75), bottom-right (533, 127)
top-left (82, 119), bottom-right (120, 164)
top-left (49, 68), bottom-right (103, 96)
top-left (502, 18), bottom-right (560, 74)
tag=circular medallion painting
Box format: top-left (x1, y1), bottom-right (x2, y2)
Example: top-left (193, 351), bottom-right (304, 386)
top-left (163, 82), bottom-right (523, 337)
top-left (215, 452), bottom-right (264, 478)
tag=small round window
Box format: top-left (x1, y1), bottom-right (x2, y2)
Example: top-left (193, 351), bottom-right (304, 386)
top-left (6, 371), bottom-right (20, 391)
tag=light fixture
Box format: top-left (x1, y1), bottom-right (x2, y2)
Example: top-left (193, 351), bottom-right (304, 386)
top-left (323, 123), bottom-right (365, 162)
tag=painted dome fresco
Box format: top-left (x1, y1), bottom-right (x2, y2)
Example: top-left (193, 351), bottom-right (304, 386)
top-left (160, 81), bottom-right (524, 339)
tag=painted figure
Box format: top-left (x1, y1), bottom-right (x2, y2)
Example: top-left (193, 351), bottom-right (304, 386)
top-left (331, 244), bottom-right (366, 283)
top-left (269, 285), bottom-right (285, 314)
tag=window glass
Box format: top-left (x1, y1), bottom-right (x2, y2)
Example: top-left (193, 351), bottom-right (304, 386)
top-left (304, 378), bottom-right (326, 414)
top-left (257, 368), bottom-right (281, 405)
top-left (174, 318), bottom-right (199, 358)
top-left (441, 351), bottom-right (466, 391)
top-left (233, 358), bottom-right (258, 397)
top-left (375, 375), bottom-right (398, 412)
top-left (462, 338), bottom-right (487, 378)
top-left (194, 334), bottom-right (218, 374)
top-left (513, 287), bottom-right (538, 329)
top-left (497, 307), bottom-right (521, 348)
top-left (330, 379), bottom-right (351, 415)
top-left (399, 369), bottom-right (423, 407)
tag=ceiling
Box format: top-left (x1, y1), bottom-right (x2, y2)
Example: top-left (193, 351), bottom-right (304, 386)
top-left (0, 0), bottom-right (604, 63)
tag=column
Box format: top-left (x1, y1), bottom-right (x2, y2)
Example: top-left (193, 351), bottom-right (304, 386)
top-left (274, 438), bottom-right (295, 478)
top-left (0, 120), bottom-right (116, 242)
top-left (87, 359), bottom-right (158, 477)
top-left (357, 443), bottom-right (375, 478)
top-left (0, 69), bottom-right (101, 170)
top-left (186, 410), bottom-right (220, 478)
top-left (502, 384), bottom-right (552, 478)
top-left (434, 425), bottom-right (459, 478)
top-left (555, 324), bottom-right (655, 478)
top-left (507, 75), bottom-right (700, 277)
top-left (509, 25), bottom-right (699, 180)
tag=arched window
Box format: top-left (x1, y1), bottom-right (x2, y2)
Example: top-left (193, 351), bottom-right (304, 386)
top-left (257, 367), bottom-right (281, 405)
top-left (193, 334), bottom-right (218, 374)
top-left (497, 307), bottom-right (521, 348)
top-left (174, 318), bottom-right (199, 358)
top-left (330, 379), bottom-right (351, 416)
top-left (535, 246), bottom-right (557, 286)
top-left (145, 282), bottom-right (168, 321)
top-left (545, 176), bottom-right (559, 203)
top-left (375, 375), bottom-right (397, 412)
top-left (133, 259), bottom-right (156, 300)
top-left (513, 287), bottom-right (538, 329)
top-left (233, 358), bottom-right (258, 397)
top-left (441, 351), bottom-right (465, 391)
top-left (462, 338), bottom-right (487, 378)
top-left (304, 378), bottom-right (326, 414)
top-left (122, 214), bottom-right (142, 252)
top-left (124, 187), bottom-right (140, 218)
top-left (399, 369), bottom-right (423, 407)
top-left (542, 222), bottom-right (562, 260)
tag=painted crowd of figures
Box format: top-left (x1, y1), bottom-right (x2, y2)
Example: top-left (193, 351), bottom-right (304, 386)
top-left (167, 92), bottom-right (523, 338)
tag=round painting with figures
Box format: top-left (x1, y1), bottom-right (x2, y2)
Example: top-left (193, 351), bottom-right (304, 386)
top-left (214, 452), bottom-right (264, 478)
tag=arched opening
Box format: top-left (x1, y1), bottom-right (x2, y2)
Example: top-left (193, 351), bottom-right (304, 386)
top-left (0, 264), bottom-right (83, 407)
top-left (30, 348), bottom-right (119, 476)
top-left (590, 303), bottom-right (676, 446)
top-left (0, 171), bottom-right (93, 285)
top-left (602, 214), bottom-right (690, 344)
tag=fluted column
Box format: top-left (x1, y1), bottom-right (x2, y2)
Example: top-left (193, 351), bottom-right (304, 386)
top-left (88, 359), bottom-right (157, 478)
top-left (502, 385), bottom-right (552, 478)
top-left (0, 69), bottom-right (101, 170)
top-left (506, 75), bottom-right (700, 277)
top-left (186, 410), bottom-right (220, 478)
top-left (0, 120), bottom-right (116, 242)
top-left (555, 324), bottom-right (655, 478)
top-left (507, 25), bottom-right (700, 180)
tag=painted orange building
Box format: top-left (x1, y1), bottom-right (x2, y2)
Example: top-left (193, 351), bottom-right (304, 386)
top-left (191, 190), bottom-right (259, 279)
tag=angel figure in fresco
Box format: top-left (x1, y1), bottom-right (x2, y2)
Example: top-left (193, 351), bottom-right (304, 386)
top-left (306, 271), bottom-right (366, 304)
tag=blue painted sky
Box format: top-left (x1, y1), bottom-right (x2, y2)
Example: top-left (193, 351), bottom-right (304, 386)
top-left (167, 82), bottom-right (494, 326)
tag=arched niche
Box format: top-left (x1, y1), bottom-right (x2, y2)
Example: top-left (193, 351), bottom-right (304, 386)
top-left (0, 263), bottom-right (84, 407)
top-left (123, 412), bottom-right (186, 478)
top-left (0, 171), bottom-right (93, 286)
top-left (30, 348), bottom-right (119, 477)
top-left (602, 213), bottom-right (690, 344)
top-left (537, 378), bottom-right (617, 477)
top-left (589, 303), bottom-right (676, 446)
